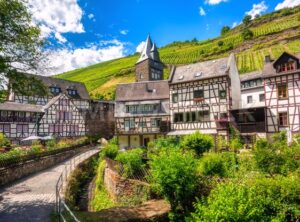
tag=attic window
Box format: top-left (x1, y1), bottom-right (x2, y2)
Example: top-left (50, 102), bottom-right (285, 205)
top-left (50, 86), bottom-right (61, 94)
top-left (277, 61), bottom-right (296, 73)
top-left (68, 89), bottom-right (77, 96)
top-left (178, 75), bottom-right (184, 80)
top-left (194, 72), bottom-right (202, 77)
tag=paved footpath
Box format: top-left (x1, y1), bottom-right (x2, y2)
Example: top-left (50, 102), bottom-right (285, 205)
top-left (0, 148), bottom-right (99, 222)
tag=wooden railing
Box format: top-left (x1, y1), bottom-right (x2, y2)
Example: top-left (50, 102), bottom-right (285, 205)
top-left (236, 122), bottom-right (266, 133)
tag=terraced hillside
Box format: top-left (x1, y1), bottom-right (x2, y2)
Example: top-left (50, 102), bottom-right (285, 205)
top-left (56, 6), bottom-right (300, 100)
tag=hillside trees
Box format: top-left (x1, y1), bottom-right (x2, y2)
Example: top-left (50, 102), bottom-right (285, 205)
top-left (243, 15), bottom-right (252, 26)
top-left (0, 0), bottom-right (47, 100)
top-left (221, 26), bottom-right (231, 35)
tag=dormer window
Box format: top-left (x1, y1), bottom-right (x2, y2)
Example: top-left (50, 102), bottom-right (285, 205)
top-left (277, 61), bottom-right (296, 73)
top-left (50, 86), bottom-right (61, 94)
top-left (68, 89), bottom-right (77, 96)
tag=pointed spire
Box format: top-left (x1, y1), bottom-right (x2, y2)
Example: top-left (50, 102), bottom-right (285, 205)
top-left (150, 43), bottom-right (160, 61)
top-left (136, 35), bottom-right (153, 64)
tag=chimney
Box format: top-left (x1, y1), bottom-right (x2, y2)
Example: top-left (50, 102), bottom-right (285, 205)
top-left (265, 55), bottom-right (271, 63)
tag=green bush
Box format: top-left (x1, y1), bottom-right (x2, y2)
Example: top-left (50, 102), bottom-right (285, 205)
top-left (198, 152), bottom-right (236, 178)
top-left (115, 148), bottom-right (144, 178)
top-left (229, 137), bottom-right (243, 152)
top-left (28, 141), bottom-right (43, 154)
top-left (0, 148), bottom-right (23, 161)
top-left (242, 28), bottom-right (254, 40)
top-left (147, 136), bottom-right (180, 157)
top-left (149, 149), bottom-right (198, 221)
top-left (46, 139), bottom-right (56, 150)
top-left (243, 15), bottom-right (252, 26)
top-left (181, 131), bottom-right (214, 156)
top-left (188, 176), bottom-right (300, 221)
top-left (100, 143), bottom-right (119, 160)
top-left (0, 133), bottom-right (10, 148)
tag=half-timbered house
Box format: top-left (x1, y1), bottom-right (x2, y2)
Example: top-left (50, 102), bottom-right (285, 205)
top-left (168, 54), bottom-right (240, 140)
top-left (0, 74), bottom-right (92, 143)
top-left (263, 52), bottom-right (300, 138)
top-left (115, 35), bottom-right (170, 149)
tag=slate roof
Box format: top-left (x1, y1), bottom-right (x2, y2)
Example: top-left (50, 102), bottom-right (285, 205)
top-left (169, 57), bottom-right (230, 84)
top-left (240, 70), bottom-right (263, 82)
top-left (0, 102), bottom-right (44, 112)
top-left (23, 73), bottom-right (90, 100)
top-left (115, 80), bottom-right (169, 102)
top-left (136, 35), bottom-right (161, 64)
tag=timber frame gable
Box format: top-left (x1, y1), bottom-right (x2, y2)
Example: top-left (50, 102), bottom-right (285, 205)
top-left (38, 94), bottom-right (86, 137)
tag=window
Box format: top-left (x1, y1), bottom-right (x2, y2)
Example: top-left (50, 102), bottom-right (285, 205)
top-left (151, 118), bottom-right (161, 127)
top-left (186, 112), bottom-right (191, 122)
top-left (191, 112), bottom-right (196, 122)
top-left (199, 111), bottom-right (210, 121)
top-left (68, 89), bottom-right (77, 96)
top-left (194, 90), bottom-right (204, 99)
top-left (277, 62), bottom-right (296, 72)
top-left (219, 90), bottom-right (226, 99)
top-left (0, 124), bottom-right (10, 133)
top-left (247, 96), bottom-right (253, 104)
top-left (57, 111), bottom-right (72, 121)
top-left (50, 87), bottom-right (61, 94)
top-left (172, 93), bottom-right (178, 103)
top-left (259, 94), bottom-right (265, 102)
top-left (278, 112), bottom-right (288, 127)
top-left (17, 124), bottom-right (28, 133)
top-left (125, 118), bottom-right (135, 129)
top-left (140, 73), bottom-right (143, 79)
top-left (139, 121), bottom-right (146, 128)
top-left (277, 84), bottom-right (288, 99)
top-left (174, 113), bottom-right (184, 123)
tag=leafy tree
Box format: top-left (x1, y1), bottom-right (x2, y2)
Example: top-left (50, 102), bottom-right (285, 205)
top-left (0, 0), bottom-right (47, 98)
top-left (191, 37), bottom-right (198, 42)
top-left (188, 176), bottom-right (300, 222)
top-left (116, 148), bottom-right (144, 177)
top-left (100, 143), bottom-right (119, 160)
top-left (180, 131), bottom-right (214, 156)
top-left (243, 15), bottom-right (252, 26)
top-left (242, 28), bottom-right (254, 40)
top-left (149, 149), bottom-right (198, 221)
top-left (221, 26), bottom-right (230, 35)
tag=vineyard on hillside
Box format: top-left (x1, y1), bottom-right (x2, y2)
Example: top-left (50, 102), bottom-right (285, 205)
top-left (56, 6), bottom-right (300, 100)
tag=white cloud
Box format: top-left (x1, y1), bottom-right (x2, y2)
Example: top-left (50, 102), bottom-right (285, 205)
top-left (232, 21), bottom-right (238, 28)
top-left (88, 13), bottom-right (94, 19)
top-left (120, 30), bottom-right (129, 35)
top-left (136, 41), bottom-right (146, 53)
top-left (199, 7), bottom-right (206, 16)
top-left (275, 0), bottom-right (300, 10)
top-left (27, 0), bottom-right (84, 43)
top-left (205, 0), bottom-right (227, 5)
top-left (43, 40), bottom-right (126, 75)
top-left (246, 1), bottom-right (268, 18)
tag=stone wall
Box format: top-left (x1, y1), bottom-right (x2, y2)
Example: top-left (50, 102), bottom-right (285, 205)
top-left (0, 146), bottom-right (91, 186)
top-left (104, 166), bottom-right (150, 202)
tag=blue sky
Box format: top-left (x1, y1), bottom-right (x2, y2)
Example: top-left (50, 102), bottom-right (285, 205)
top-left (26, 0), bottom-right (300, 74)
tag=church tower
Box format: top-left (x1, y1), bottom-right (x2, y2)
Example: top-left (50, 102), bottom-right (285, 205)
top-left (135, 35), bottom-right (164, 82)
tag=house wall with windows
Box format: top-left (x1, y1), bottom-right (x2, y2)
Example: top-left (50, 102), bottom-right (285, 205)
top-left (262, 52), bottom-right (300, 137)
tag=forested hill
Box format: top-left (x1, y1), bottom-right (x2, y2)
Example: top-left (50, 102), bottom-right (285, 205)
top-left (56, 6), bottom-right (300, 100)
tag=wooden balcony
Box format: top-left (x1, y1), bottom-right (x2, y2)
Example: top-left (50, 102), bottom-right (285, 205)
top-left (236, 122), bottom-right (266, 133)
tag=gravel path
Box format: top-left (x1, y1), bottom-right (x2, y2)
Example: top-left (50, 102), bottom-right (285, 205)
top-left (0, 148), bottom-right (99, 222)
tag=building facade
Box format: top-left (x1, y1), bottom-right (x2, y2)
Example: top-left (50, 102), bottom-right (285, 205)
top-left (167, 54), bottom-right (240, 140)
top-left (115, 36), bottom-right (170, 149)
top-left (263, 52), bottom-right (300, 138)
top-left (0, 74), bottom-right (115, 143)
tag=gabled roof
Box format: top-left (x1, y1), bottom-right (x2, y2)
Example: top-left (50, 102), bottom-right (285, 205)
top-left (168, 57), bottom-right (230, 84)
top-left (0, 102), bottom-right (44, 113)
top-left (136, 35), bottom-right (161, 64)
top-left (23, 73), bottom-right (90, 100)
top-left (262, 52), bottom-right (300, 77)
top-left (115, 80), bottom-right (169, 102)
